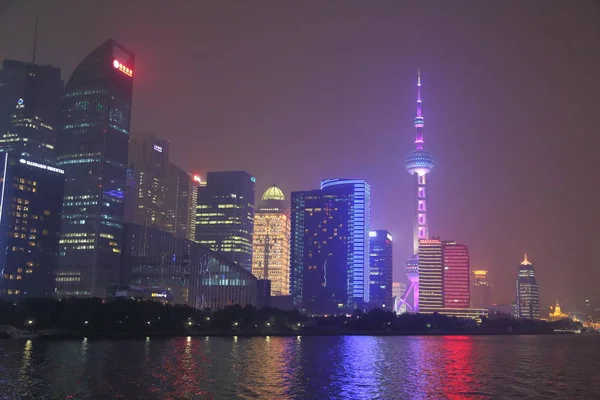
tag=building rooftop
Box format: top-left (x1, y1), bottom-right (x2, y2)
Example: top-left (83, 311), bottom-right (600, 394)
top-left (262, 184), bottom-right (285, 201)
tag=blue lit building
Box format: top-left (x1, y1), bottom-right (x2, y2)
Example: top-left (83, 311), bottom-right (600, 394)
top-left (0, 60), bottom-right (63, 164)
top-left (368, 230), bottom-right (393, 310)
top-left (290, 179), bottom-right (371, 313)
top-left (54, 40), bottom-right (135, 297)
top-left (0, 154), bottom-right (65, 299)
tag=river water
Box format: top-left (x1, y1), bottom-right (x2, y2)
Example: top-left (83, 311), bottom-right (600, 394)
top-left (0, 335), bottom-right (598, 399)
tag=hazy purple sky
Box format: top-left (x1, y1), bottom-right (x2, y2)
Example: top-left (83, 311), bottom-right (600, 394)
top-left (2, 0), bottom-right (600, 309)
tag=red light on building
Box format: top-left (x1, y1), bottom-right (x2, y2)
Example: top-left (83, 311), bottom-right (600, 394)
top-left (113, 59), bottom-right (133, 77)
top-left (442, 241), bottom-right (470, 309)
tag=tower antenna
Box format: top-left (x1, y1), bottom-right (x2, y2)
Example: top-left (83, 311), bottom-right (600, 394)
top-left (32, 17), bottom-right (38, 64)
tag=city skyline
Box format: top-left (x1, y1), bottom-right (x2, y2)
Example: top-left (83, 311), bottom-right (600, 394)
top-left (2, 1), bottom-right (600, 306)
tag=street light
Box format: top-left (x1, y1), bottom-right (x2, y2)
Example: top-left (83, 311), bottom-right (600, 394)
top-left (187, 321), bottom-right (193, 326)
top-left (84, 321), bottom-right (89, 325)
top-left (27, 320), bottom-right (33, 325)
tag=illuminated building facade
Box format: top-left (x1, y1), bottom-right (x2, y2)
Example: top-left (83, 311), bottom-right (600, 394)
top-left (471, 269), bottom-right (492, 308)
top-left (369, 230), bottom-right (393, 309)
top-left (251, 185), bottom-right (291, 296)
top-left (195, 171), bottom-right (255, 271)
top-left (122, 223), bottom-right (257, 309)
top-left (321, 179), bottom-right (371, 306)
top-left (126, 132), bottom-right (197, 240)
top-left (548, 301), bottom-right (569, 322)
top-left (418, 238), bottom-right (443, 312)
top-left (55, 40), bottom-right (134, 297)
top-left (290, 179), bottom-right (371, 313)
top-left (0, 154), bottom-right (64, 299)
top-left (0, 60), bottom-right (63, 164)
top-left (442, 240), bottom-right (470, 308)
top-left (516, 254), bottom-right (540, 319)
top-left (398, 71), bottom-right (435, 313)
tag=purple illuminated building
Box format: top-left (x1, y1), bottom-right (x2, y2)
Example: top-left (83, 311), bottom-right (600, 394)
top-left (396, 71), bottom-right (434, 313)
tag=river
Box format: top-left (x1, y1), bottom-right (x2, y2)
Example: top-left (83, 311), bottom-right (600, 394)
top-left (0, 335), bottom-right (598, 399)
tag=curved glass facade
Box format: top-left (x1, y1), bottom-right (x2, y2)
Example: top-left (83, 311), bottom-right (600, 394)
top-left (122, 223), bottom-right (257, 310)
top-left (55, 40), bottom-right (134, 297)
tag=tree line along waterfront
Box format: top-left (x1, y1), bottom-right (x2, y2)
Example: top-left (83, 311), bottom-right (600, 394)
top-left (0, 298), bottom-right (584, 338)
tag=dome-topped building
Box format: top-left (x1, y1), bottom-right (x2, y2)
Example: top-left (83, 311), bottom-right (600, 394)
top-left (262, 184), bottom-right (285, 202)
top-left (252, 184), bottom-right (291, 297)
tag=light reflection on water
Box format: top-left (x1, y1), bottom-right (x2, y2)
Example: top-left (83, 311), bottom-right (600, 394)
top-left (0, 335), bottom-right (598, 399)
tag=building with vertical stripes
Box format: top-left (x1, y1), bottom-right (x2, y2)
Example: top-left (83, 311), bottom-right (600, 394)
top-left (418, 238), bottom-right (443, 311)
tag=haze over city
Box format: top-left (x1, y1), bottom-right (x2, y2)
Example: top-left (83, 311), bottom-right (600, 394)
top-left (2, 0), bottom-right (600, 307)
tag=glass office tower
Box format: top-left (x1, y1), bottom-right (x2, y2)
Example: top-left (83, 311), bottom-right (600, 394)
top-left (195, 171), bottom-right (255, 271)
top-left (55, 40), bottom-right (134, 297)
top-left (290, 179), bottom-right (371, 313)
top-left (369, 230), bottom-right (393, 310)
top-left (0, 154), bottom-right (65, 299)
top-left (0, 60), bottom-right (63, 164)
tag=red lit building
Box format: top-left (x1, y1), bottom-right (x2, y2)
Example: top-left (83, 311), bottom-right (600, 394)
top-left (442, 241), bottom-right (470, 308)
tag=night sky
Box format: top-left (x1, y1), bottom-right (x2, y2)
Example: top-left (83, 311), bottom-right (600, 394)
top-left (2, 1), bottom-right (600, 309)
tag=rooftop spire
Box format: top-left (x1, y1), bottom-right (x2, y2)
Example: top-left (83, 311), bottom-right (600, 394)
top-left (521, 252), bottom-right (532, 265)
top-left (32, 17), bottom-right (38, 64)
top-left (414, 69), bottom-right (425, 148)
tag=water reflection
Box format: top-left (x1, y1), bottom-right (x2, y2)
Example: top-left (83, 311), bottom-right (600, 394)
top-left (0, 335), bottom-right (598, 399)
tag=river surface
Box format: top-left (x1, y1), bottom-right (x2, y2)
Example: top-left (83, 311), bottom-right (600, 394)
top-left (0, 335), bottom-right (598, 399)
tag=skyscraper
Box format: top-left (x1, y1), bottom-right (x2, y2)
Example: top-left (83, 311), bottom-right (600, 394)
top-left (290, 179), bottom-right (370, 313)
top-left (195, 171), bottom-right (255, 271)
top-left (369, 230), bottom-right (393, 309)
top-left (251, 185), bottom-right (291, 296)
top-left (398, 71), bottom-right (435, 313)
top-left (0, 59), bottom-right (65, 300)
top-left (126, 132), bottom-right (197, 240)
top-left (471, 269), bottom-right (492, 308)
top-left (54, 40), bottom-right (134, 297)
top-left (418, 238), bottom-right (443, 312)
top-left (321, 179), bottom-right (371, 306)
top-left (0, 60), bottom-right (63, 164)
top-left (0, 155), bottom-right (65, 299)
top-left (516, 254), bottom-right (540, 319)
top-left (442, 240), bottom-right (470, 308)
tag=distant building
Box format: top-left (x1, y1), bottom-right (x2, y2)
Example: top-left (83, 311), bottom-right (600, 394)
top-left (55, 40), bottom-right (135, 297)
top-left (0, 60), bottom-right (63, 164)
top-left (106, 285), bottom-right (173, 303)
top-left (515, 253), bottom-right (540, 319)
top-left (369, 230), bottom-right (393, 310)
top-left (488, 303), bottom-right (515, 318)
top-left (548, 301), bottom-right (569, 322)
top-left (126, 132), bottom-right (197, 240)
top-left (290, 179), bottom-right (371, 313)
top-left (0, 155), bottom-right (65, 299)
top-left (257, 279), bottom-right (271, 308)
top-left (392, 282), bottom-right (406, 300)
top-left (122, 223), bottom-right (257, 309)
top-left (195, 171), bottom-right (255, 271)
top-left (442, 240), bottom-right (470, 308)
top-left (471, 269), bottom-right (492, 308)
top-left (418, 238), bottom-right (443, 312)
top-left (251, 185), bottom-right (291, 296)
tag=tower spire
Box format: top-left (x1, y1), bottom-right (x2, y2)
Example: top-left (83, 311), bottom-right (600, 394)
top-left (414, 69), bottom-right (425, 149)
top-left (32, 17), bottom-right (38, 64)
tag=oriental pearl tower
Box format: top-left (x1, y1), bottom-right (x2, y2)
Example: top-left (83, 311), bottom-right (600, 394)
top-left (395, 70), bottom-right (434, 313)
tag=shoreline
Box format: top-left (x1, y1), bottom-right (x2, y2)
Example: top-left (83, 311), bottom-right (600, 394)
top-left (1, 330), bottom-right (584, 340)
